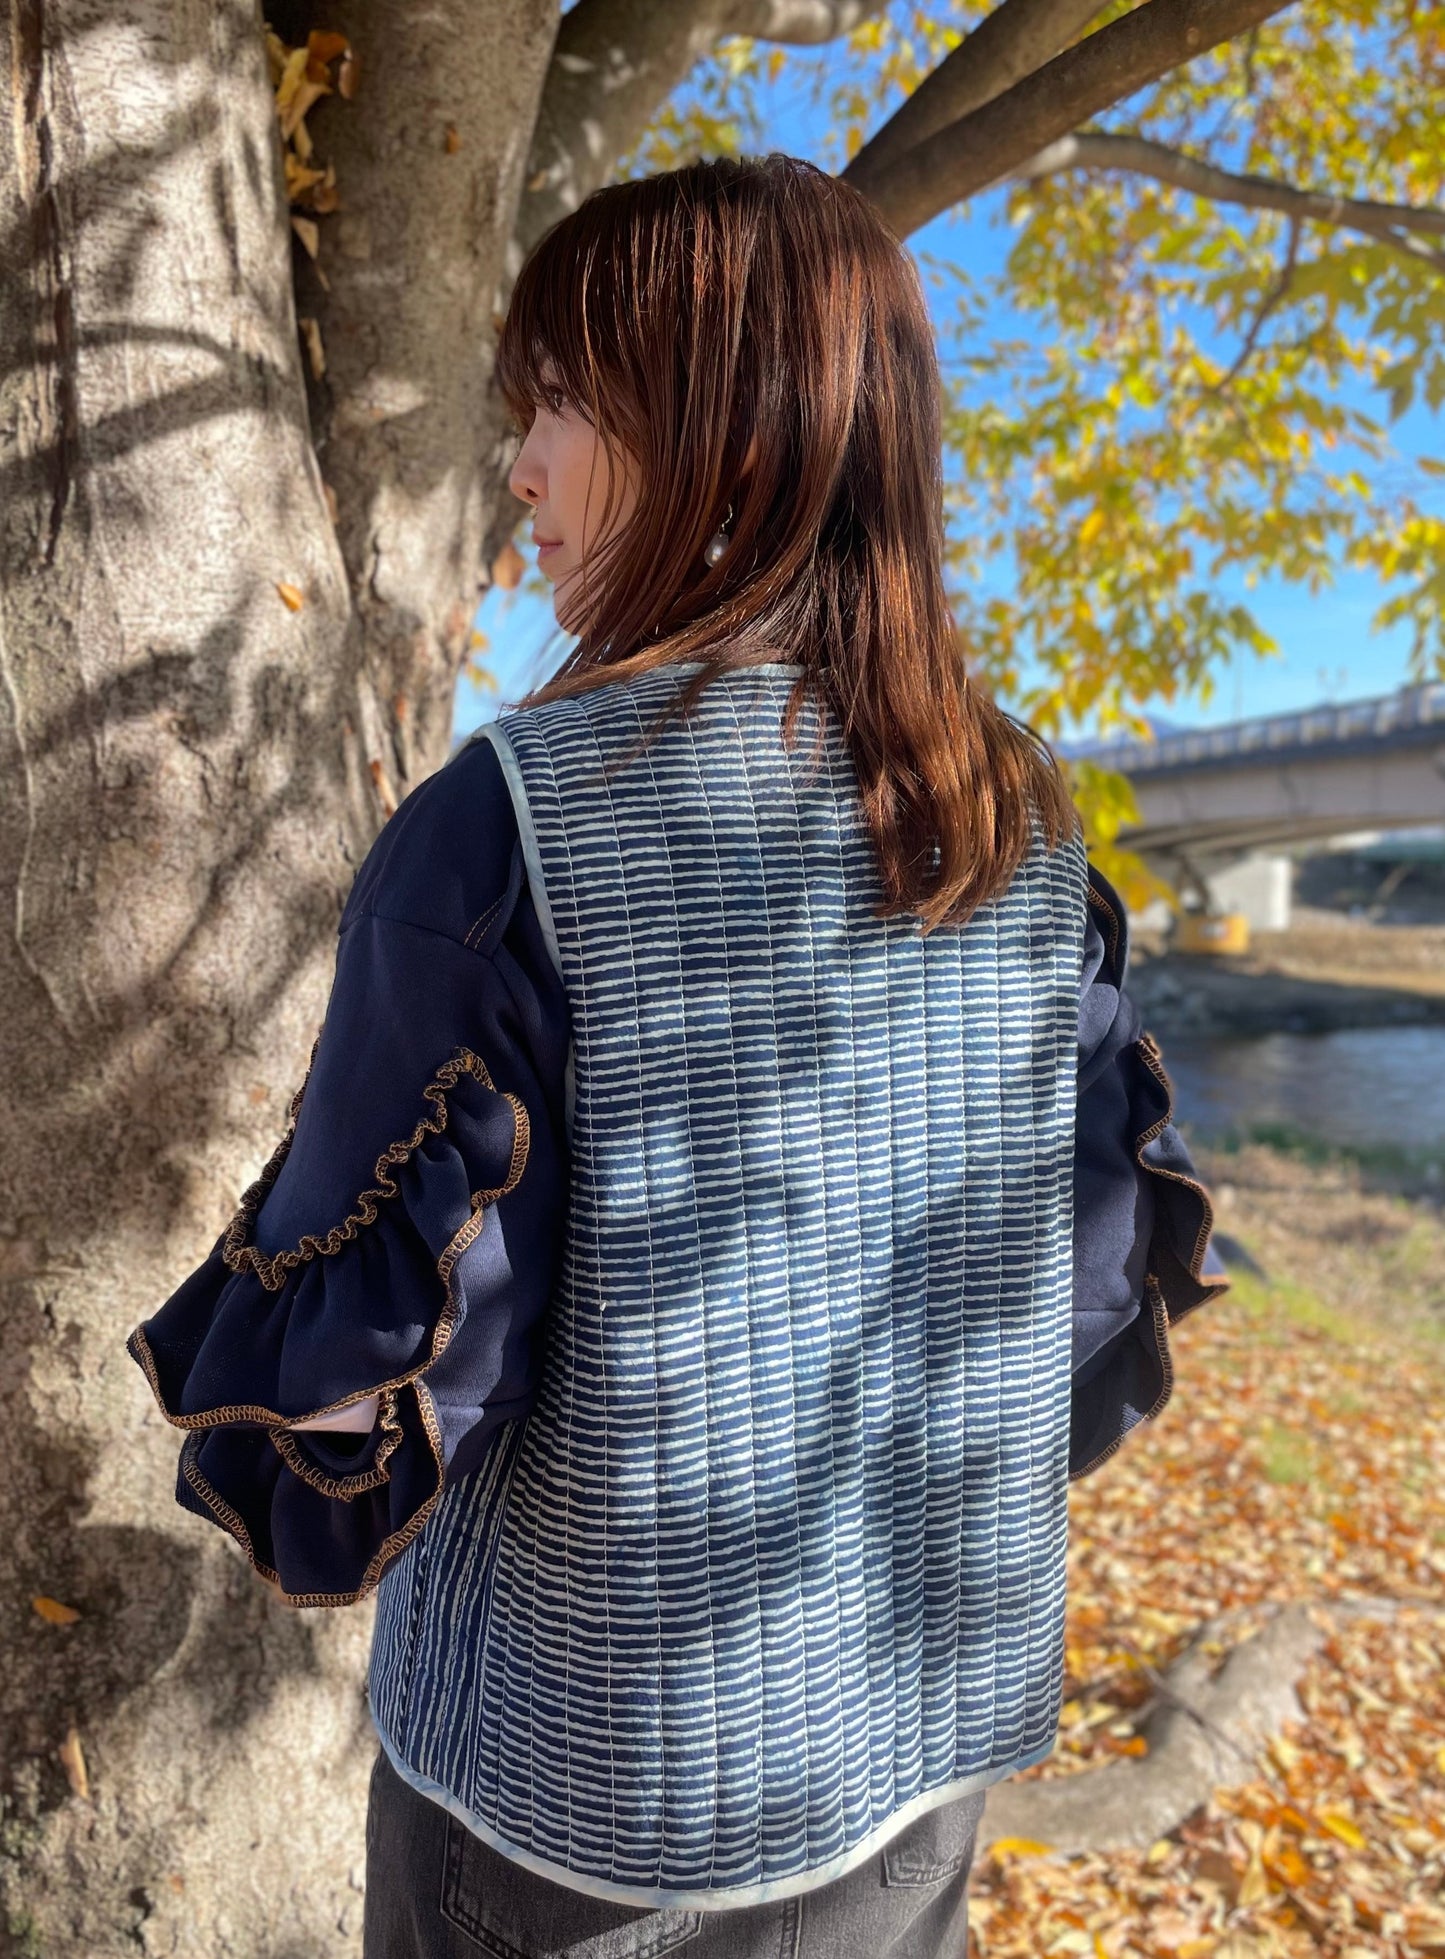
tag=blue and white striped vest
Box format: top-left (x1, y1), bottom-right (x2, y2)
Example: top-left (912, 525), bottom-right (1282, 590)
top-left (369, 661), bottom-right (1087, 1909)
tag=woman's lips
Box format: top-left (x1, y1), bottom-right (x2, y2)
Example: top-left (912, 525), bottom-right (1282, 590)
top-left (535, 537), bottom-right (562, 560)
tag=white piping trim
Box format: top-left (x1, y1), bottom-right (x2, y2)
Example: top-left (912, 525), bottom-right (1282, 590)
top-left (474, 720), bottom-right (576, 1140)
top-left (370, 1715), bottom-right (1051, 1912)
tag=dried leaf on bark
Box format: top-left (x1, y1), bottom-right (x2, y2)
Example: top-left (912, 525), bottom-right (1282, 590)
top-left (300, 317), bottom-right (326, 381)
top-left (58, 1725), bottom-right (89, 1800)
top-left (31, 1596), bottom-right (80, 1625)
top-left (264, 22), bottom-right (351, 219)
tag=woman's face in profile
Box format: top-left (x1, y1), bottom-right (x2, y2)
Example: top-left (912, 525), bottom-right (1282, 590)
top-left (508, 361), bottom-right (639, 633)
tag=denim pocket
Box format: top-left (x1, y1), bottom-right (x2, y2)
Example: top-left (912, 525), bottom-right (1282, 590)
top-left (439, 1814), bottom-right (703, 1958)
top-left (881, 1790), bottom-right (987, 1887)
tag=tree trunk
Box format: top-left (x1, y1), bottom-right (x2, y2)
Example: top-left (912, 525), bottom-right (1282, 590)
top-left (0, 0), bottom-right (554, 1950)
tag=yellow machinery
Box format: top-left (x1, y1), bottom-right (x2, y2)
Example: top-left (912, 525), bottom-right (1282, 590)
top-left (1176, 910), bottom-right (1251, 956)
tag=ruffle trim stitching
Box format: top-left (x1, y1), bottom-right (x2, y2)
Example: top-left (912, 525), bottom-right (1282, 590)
top-left (1068, 1274), bottom-right (1173, 1482)
top-left (223, 1046), bottom-right (529, 1293)
top-left (175, 1128), bottom-right (505, 1604)
top-left (267, 1387), bottom-right (405, 1497)
top-left (1068, 1028), bottom-right (1229, 1483)
top-left (127, 1045), bottom-right (532, 1433)
top-left (1085, 876), bottom-right (1123, 976)
top-left (178, 1374), bottom-right (451, 1608)
top-left (1132, 1029), bottom-right (1229, 1299)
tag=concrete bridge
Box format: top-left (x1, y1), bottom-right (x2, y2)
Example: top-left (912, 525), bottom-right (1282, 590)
top-left (1074, 682), bottom-right (1445, 925)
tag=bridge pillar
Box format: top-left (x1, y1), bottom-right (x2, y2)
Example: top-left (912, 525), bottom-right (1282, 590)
top-left (1195, 853), bottom-right (1293, 932)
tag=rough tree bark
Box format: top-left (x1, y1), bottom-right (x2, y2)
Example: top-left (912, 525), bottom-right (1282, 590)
top-left (0, 1), bottom-right (556, 1953)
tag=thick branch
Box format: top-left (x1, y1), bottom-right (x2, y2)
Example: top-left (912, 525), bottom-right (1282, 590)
top-left (846, 0), bottom-right (1108, 186)
top-left (1019, 129), bottom-right (1445, 267)
top-left (513, 0), bottom-right (888, 265)
top-left (843, 0), bottom-right (1298, 239)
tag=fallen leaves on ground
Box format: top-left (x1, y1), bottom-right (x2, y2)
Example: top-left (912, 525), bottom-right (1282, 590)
top-left (970, 1144), bottom-right (1445, 1958)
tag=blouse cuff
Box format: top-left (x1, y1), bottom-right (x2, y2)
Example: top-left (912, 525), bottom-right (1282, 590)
top-left (128, 1043), bottom-right (530, 1606)
top-left (1069, 1028), bottom-right (1229, 1482)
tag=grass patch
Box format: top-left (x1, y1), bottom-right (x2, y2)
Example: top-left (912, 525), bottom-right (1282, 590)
top-left (1210, 1120), bottom-right (1445, 1190)
top-left (1255, 1419), bottom-right (1315, 1485)
top-left (1222, 1268), bottom-right (1362, 1348)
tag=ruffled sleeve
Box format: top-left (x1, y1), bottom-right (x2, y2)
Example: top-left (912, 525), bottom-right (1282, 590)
top-left (1069, 864), bottom-right (1229, 1481)
top-left (126, 739), bottom-right (571, 1606)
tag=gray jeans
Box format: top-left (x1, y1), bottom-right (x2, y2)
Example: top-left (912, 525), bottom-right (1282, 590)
top-left (362, 1744), bottom-right (985, 1958)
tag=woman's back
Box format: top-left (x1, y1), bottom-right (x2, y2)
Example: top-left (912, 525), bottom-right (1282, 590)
top-left (369, 659), bottom-right (1087, 1907)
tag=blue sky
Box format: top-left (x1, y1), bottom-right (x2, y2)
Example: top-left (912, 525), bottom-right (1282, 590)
top-left (455, 23), bottom-right (1438, 743)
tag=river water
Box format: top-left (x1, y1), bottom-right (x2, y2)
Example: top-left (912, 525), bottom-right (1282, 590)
top-left (1161, 1025), bottom-right (1445, 1157)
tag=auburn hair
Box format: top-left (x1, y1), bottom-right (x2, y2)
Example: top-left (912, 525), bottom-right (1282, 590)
top-left (495, 152), bottom-right (1077, 932)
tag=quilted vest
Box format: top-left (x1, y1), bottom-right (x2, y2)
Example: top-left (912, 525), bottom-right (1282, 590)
top-left (368, 660), bottom-right (1087, 1910)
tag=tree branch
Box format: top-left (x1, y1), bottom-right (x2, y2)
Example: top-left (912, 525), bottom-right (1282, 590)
top-left (842, 0), bottom-right (1299, 239)
top-left (512, 0), bottom-right (888, 265)
top-left (846, 0), bottom-right (1109, 185)
top-left (1210, 214), bottom-right (1299, 392)
top-left (1018, 130), bottom-right (1445, 270)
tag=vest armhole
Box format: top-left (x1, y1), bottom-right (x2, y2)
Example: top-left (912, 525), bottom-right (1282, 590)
top-left (473, 722), bottom-right (576, 1141)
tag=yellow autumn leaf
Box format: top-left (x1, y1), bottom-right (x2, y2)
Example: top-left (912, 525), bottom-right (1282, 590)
top-left (1077, 508), bottom-right (1105, 549)
top-left (274, 44), bottom-right (309, 117)
top-left (1268, 1733), bottom-right (1302, 1771)
top-left (986, 1836), bottom-right (1055, 1858)
top-left (1236, 1851), bottom-right (1272, 1907)
top-left (283, 155), bottom-right (325, 199)
top-left (32, 1595), bottom-right (80, 1625)
top-left (276, 581), bottom-right (306, 612)
top-left (280, 77), bottom-right (327, 142)
top-left (1318, 1809), bottom-right (1366, 1850)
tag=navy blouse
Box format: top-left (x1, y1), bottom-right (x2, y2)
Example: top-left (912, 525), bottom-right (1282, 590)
top-left (128, 733), bottom-right (1227, 1604)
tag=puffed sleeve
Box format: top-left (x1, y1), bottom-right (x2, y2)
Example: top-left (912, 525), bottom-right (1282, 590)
top-left (126, 739), bottom-right (571, 1606)
top-left (1068, 864), bottom-right (1229, 1481)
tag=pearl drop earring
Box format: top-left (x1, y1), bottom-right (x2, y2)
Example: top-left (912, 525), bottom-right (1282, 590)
top-left (703, 501), bottom-right (734, 568)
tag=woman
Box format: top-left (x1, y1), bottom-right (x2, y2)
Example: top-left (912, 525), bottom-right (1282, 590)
top-left (128, 153), bottom-right (1227, 1958)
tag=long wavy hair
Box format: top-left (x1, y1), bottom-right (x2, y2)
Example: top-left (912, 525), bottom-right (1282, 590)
top-left (495, 151), bottom-right (1076, 931)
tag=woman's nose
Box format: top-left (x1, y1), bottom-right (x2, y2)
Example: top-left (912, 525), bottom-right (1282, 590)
top-left (509, 431), bottom-right (543, 509)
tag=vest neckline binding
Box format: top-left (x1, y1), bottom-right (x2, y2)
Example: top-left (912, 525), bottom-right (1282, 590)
top-left (658, 659), bottom-right (805, 678)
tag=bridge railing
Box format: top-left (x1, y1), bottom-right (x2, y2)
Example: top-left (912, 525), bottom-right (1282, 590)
top-left (1071, 681), bottom-right (1445, 777)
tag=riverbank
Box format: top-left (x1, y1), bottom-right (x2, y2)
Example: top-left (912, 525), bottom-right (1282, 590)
top-left (1128, 907), bottom-right (1445, 1040)
top-left (970, 1141), bottom-right (1445, 1957)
